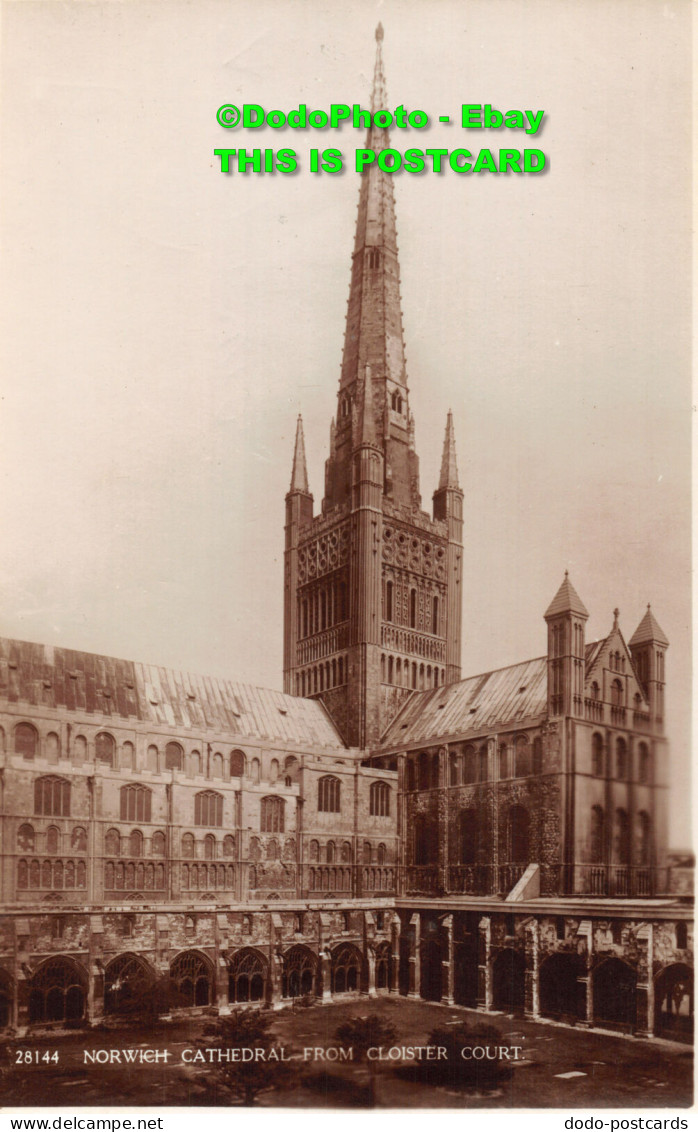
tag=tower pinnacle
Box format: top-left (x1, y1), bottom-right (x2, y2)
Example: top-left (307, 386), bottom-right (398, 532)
top-left (438, 410), bottom-right (460, 489)
top-left (289, 415), bottom-right (309, 493)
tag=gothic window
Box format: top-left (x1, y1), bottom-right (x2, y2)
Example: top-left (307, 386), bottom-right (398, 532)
top-left (151, 831), bottom-right (166, 857)
top-left (370, 781), bottom-right (390, 816)
top-left (28, 958), bottom-right (86, 1024)
top-left (120, 784), bottom-right (151, 823)
top-left (71, 826), bottom-right (87, 853)
top-left (637, 811), bottom-right (651, 866)
top-left (35, 776), bottom-right (70, 817)
top-left (410, 589), bottom-right (417, 629)
top-left (611, 679), bottom-right (623, 707)
top-left (105, 829), bottom-right (120, 856)
top-left (638, 742), bottom-right (651, 783)
top-left (169, 951), bottom-right (212, 1008)
top-left (95, 732), bottom-right (115, 766)
top-left (204, 834), bottom-right (216, 860)
top-left (129, 830), bottom-right (143, 857)
top-left (18, 823), bottom-right (35, 851)
top-left (318, 775), bottom-right (341, 813)
top-left (463, 745), bottom-right (476, 784)
top-left (260, 796), bottom-right (285, 833)
top-left (498, 743), bottom-right (509, 780)
top-left (165, 742), bottom-right (183, 770)
top-left (614, 808), bottom-right (630, 864)
top-left (432, 596), bottom-right (439, 635)
top-left (15, 723), bottom-right (38, 760)
top-left (46, 826), bottom-right (60, 853)
top-left (591, 805), bottom-right (605, 863)
top-left (592, 732), bottom-right (604, 776)
top-left (616, 737), bottom-right (627, 779)
top-left (367, 247), bottom-right (381, 269)
top-left (514, 736), bottom-right (530, 777)
top-left (195, 790), bottom-right (223, 827)
top-left (181, 833), bottom-right (195, 858)
top-left (228, 948), bottom-right (266, 1003)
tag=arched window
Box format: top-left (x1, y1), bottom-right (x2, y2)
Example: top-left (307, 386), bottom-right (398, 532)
top-left (478, 745), bottom-right (488, 782)
top-left (181, 833), bottom-right (195, 858)
top-left (71, 826), bottom-right (87, 853)
top-left (35, 776), bottom-right (70, 817)
top-left (212, 752), bottom-right (224, 778)
top-left (165, 742), bottom-right (183, 770)
top-left (432, 596), bottom-right (439, 635)
top-left (223, 835), bottom-right (236, 857)
top-left (204, 834), bottom-right (216, 860)
top-left (637, 811), bottom-right (651, 866)
top-left (129, 830), bottom-right (143, 858)
top-left (386, 580), bottom-right (394, 622)
top-left (377, 842), bottom-right (387, 865)
top-left (15, 723), bottom-right (38, 760)
top-left (611, 679), bottom-right (623, 707)
top-left (418, 752), bottom-right (430, 790)
top-left (459, 808), bottom-right (481, 865)
top-left (251, 758), bottom-right (261, 783)
top-left (147, 745), bottom-right (159, 771)
top-left (169, 951), bottom-right (212, 1008)
top-left (638, 742), bottom-right (650, 784)
top-left (190, 749), bottom-right (202, 775)
top-left (318, 776), bottom-right (341, 813)
top-left (29, 958), bottom-right (86, 1024)
top-left (120, 784), bottom-right (151, 822)
top-left (616, 738), bottom-right (627, 779)
top-left (308, 839), bottom-right (319, 862)
top-left (260, 796), bottom-right (285, 833)
top-left (17, 823), bottom-right (35, 851)
top-left (195, 791), bottom-right (223, 827)
top-left (151, 831), bottom-right (166, 857)
top-left (230, 750), bottom-right (245, 777)
top-left (122, 741), bottom-right (135, 770)
top-left (105, 828), bottom-right (120, 856)
top-left (514, 736), bottom-right (530, 777)
top-left (270, 759), bottom-right (280, 782)
top-left (46, 733), bottom-right (60, 763)
top-left (591, 681), bottom-right (600, 701)
top-left (463, 745), bottom-right (476, 784)
top-left (410, 589), bottom-right (417, 629)
top-left (46, 826), bottom-right (60, 854)
top-left (614, 808), bottom-right (630, 864)
top-left (326, 840), bottom-right (336, 864)
top-left (498, 744), bottom-right (509, 780)
top-left (95, 732), bottom-right (115, 766)
top-left (370, 781), bottom-right (390, 816)
top-left (266, 839), bottom-right (278, 860)
top-left (592, 733), bottom-right (604, 776)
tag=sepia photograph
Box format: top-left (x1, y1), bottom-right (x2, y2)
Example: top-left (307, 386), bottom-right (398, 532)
top-left (0, 0), bottom-right (692, 1113)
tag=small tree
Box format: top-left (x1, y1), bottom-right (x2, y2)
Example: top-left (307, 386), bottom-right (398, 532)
top-left (333, 1014), bottom-right (398, 1062)
top-left (404, 1020), bottom-right (513, 1092)
top-left (197, 1009), bottom-right (292, 1106)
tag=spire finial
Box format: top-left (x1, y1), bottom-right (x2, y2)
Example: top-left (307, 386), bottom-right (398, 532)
top-left (564, 569), bottom-right (569, 578)
top-left (438, 409), bottom-right (460, 489)
top-left (613, 607), bottom-right (620, 629)
top-left (375, 21), bottom-right (384, 41)
top-left (370, 23), bottom-right (388, 118)
top-left (289, 414), bottom-right (309, 493)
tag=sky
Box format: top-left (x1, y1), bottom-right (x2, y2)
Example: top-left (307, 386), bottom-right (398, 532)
top-left (0, 0), bottom-right (692, 842)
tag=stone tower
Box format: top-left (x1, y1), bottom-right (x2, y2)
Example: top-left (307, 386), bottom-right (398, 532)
top-left (283, 26), bottom-right (463, 747)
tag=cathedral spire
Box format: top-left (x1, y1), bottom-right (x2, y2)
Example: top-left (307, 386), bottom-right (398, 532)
top-left (289, 414), bottom-right (309, 493)
top-left (438, 410), bottom-right (460, 489)
top-left (326, 26), bottom-right (418, 511)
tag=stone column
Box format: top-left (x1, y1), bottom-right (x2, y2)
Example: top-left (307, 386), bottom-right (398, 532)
top-left (524, 919), bottom-right (540, 1020)
top-left (407, 913), bottom-right (421, 999)
top-left (634, 923), bottom-right (654, 1037)
top-left (477, 915), bottom-right (492, 1011)
top-left (269, 948), bottom-right (283, 1008)
top-left (575, 919), bottom-right (593, 1026)
top-left (440, 913), bottom-right (455, 1006)
top-left (366, 945), bottom-right (377, 998)
top-left (389, 915), bottom-right (401, 994)
top-left (321, 946), bottom-right (333, 1001)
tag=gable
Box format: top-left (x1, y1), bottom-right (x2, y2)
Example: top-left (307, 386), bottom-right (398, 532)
top-left (584, 628), bottom-right (649, 710)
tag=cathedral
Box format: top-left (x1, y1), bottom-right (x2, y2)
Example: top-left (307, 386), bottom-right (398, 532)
top-left (0, 27), bottom-right (692, 1046)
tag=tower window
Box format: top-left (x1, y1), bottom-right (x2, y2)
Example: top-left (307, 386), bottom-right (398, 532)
top-left (367, 248), bottom-right (381, 269)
